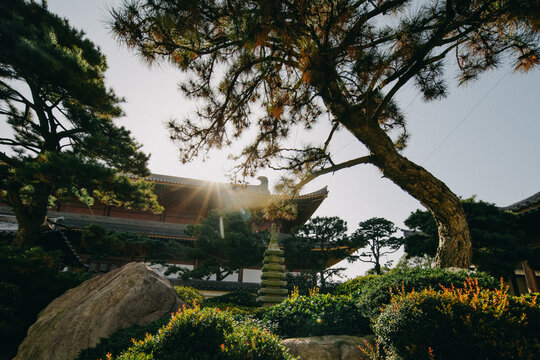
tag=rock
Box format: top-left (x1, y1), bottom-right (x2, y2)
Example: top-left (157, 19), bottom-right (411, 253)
top-left (282, 335), bottom-right (376, 360)
top-left (15, 262), bottom-right (185, 360)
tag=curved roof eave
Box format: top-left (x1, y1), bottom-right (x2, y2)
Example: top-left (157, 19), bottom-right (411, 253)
top-left (501, 191), bottom-right (540, 213)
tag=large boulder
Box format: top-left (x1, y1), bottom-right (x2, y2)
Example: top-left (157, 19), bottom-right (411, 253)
top-left (15, 262), bottom-right (185, 360)
top-left (282, 335), bottom-right (375, 360)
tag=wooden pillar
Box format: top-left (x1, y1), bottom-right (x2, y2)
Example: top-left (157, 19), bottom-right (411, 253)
top-left (510, 276), bottom-right (520, 296)
top-left (238, 268), bottom-right (244, 283)
top-left (522, 260), bottom-right (539, 293)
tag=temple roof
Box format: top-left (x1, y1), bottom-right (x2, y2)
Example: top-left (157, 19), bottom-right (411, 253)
top-left (1, 174), bottom-right (328, 237)
top-left (139, 172), bottom-right (329, 198)
top-left (501, 191), bottom-right (540, 214)
top-left (136, 173), bottom-right (272, 194)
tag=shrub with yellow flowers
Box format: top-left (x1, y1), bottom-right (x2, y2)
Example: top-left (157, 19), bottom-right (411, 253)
top-left (373, 279), bottom-right (540, 360)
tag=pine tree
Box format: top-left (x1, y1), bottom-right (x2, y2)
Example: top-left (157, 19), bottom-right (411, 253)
top-left (111, 0), bottom-right (540, 268)
top-left (353, 217), bottom-right (403, 275)
top-left (284, 216), bottom-right (359, 288)
top-left (169, 210), bottom-right (267, 281)
top-left (0, 0), bottom-right (162, 246)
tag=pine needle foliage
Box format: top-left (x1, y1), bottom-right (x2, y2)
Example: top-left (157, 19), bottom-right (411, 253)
top-left (0, 0), bottom-right (162, 246)
top-left (111, 0), bottom-right (539, 268)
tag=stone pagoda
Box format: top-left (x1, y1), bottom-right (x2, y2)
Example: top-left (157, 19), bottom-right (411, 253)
top-left (258, 224), bottom-right (288, 306)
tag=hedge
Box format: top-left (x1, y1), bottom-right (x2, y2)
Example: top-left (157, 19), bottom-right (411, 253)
top-left (373, 279), bottom-right (540, 360)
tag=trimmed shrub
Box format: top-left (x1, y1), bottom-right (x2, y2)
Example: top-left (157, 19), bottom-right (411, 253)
top-left (110, 306), bottom-right (296, 360)
top-left (208, 305), bottom-right (266, 322)
top-left (75, 314), bottom-right (171, 360)
top-left (174, 285), bottom-right (204, 305)
top-left (353, 267), bottom-right (498, 318)
top-left (333, 274), bottom-right (378, 295)
top-left (204, 290), bottom-right (260, 307)
top-left (263, 294), bottom-right (370, 338)
top-left (373, 279), bottom-right (540, 360)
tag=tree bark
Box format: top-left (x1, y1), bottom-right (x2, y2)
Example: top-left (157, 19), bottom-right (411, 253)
top-left (8, 183), bottom-right (51, 247)
top-left (374, 262), bottom-right (382, 275)
top-left (311, 63), bottom-right (472, 269)
top-left (352, 121), bottom-right (472, 268)
top-left (319, 270), bottom-right (326, 289)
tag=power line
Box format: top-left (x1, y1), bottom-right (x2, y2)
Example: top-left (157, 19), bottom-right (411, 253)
top-left (421, 70), bottom-right (510, 165)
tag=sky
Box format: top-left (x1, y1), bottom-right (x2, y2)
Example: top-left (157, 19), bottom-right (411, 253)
top-left (10, 0), bottom-right (540, 278)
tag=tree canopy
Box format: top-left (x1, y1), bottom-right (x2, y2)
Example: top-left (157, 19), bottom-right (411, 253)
top-left (77, 224), bottom-right (184, 262)
top-left (168, 210), bottom-right (268, 281)
top-left (283, 216), bottom-right (360, 288)
top-left (0, 0), bottom-right (162, 246)
top-left (112, 0), bottom-right (540, 268)
top-left (403, 198), bottom-right (539, 277)
top-left (354, 217), bottom-right (403, 275)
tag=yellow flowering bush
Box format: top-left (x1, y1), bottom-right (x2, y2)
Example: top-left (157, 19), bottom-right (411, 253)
top-left (373, 279), bottom-right (540, 360)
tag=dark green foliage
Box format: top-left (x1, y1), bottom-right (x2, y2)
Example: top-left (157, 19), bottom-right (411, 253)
top-left (285, 272), bottom-right (318, 295)
top-left (204, 290), bottom-right (260, 308)
top-left (518, 211), bottom-right (540, 269)
top-left (174, 285), bottom-right (204, 305)
top-left (263, 294), bottom-right (370, 338)
top-left (167, 210), bottom-right (268, 281)
top-left (0, 244), bottom-right (87, 359)
top-left (404, 198), bottom-right (539, 277)
top-left (373, 282), bottom-right (540, 360)
top-left (203, 305), bottom-right (266, 324)
top-left (286, 272), bottom-right (340, 295)
top-left (75, 314), bottom-right (171, 360)
top-left (352, 267), bottom-right (498, 319)
top-left (76, 224), bottom-right (185, 261)
top-left (0, 0), bottom-right (161, 247)
top-left (333, 274), bottom-right (378, 295)
top-left (111, 307), bottom-right (297, 360)
top-left (353, 218), bottom-right (403, 275)
top-left (284, 217), bottom-right (359, 289)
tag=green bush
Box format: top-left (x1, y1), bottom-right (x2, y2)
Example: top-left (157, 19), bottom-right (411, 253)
top-left (333, 274), bottom-right (378, 295)
top-left (203, 290), bottom-right (260, 307)
top-left (263, 293), bottom-right (370, 338)
top-left (174, 285), bottom-right (204, 305)
top-left (353, 267), bottom-right (498, 318)
top-left (75, 314), bottom-right (171, 360)
top-left (373, 279), bottom-right (540, 360)
top-left (205, 305), bottom-right (266, 323)
top-left (111, 306), bottom-right (297, 360)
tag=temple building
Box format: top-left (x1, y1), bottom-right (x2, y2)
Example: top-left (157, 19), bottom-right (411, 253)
top-left (49, 174), bottom-right (327, 236)
top-left (1, 173), bottom-right (328, 294)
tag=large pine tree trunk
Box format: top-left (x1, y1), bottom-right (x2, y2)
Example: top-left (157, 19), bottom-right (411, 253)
top-left (354, 121), bottom-right (473, 269)
top-left (312, 67), bottom-right (473, 269)
top-left (8, 184), bottom-right (51, 247)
